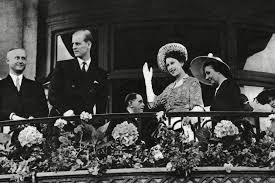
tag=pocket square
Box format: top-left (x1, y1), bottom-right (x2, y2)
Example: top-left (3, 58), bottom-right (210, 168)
top-left (93, 80), bottom-right (99, 84)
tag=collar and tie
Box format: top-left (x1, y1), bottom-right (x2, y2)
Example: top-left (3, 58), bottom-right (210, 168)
top-left (9, 73), bottom-right (23, 91)
top-left (81, 61), bottom-right (87, 72)
top-left (77, 57), bottom-right (91, 72)
top-left (15, 76), bottom-right (20, 91)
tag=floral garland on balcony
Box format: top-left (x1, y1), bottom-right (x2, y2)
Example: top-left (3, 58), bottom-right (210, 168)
top-left (0, 113), bottom-right (275, 181)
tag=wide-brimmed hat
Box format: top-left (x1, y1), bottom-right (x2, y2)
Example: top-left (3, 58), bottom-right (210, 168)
top-left (157, 43), bottom-right (188, 72)
top-left (190, 53), bottom-right (231, 85)
top-left (255, 88), bottom-right (275, 105)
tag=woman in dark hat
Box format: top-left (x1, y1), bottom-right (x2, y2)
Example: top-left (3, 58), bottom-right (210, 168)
top-left (143, 43), bottom-right (204, 136)
top-left (255, 88), bottom-right (275, 112)
top-left (190, 53), bottom-right (241, 115)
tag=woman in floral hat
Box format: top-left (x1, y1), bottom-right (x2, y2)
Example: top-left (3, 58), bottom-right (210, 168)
top-left (143, 43), bottom-right (204, 137)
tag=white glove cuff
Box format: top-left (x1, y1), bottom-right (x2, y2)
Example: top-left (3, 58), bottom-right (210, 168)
top-left (147, 93), bottom-right (155, 102)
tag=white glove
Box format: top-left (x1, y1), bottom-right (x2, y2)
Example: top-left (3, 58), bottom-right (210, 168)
top-left (63, 109), bottom-right (75, 117)
top-left (11, 114), bottom-right (25, 121)
top-left (143, 62), bottom-right (155, 102)
top-left (142, 62), bottom-right (153, 85)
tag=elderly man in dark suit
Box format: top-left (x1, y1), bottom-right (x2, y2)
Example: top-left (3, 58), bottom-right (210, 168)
top-left (49, 29), bottom-right (108, 116)
top-left (0, 48), bottom-right (48, 135)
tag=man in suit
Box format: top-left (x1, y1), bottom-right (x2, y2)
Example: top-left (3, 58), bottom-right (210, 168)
top-left (49, 29), bottom-right (108, 116)
top-left (0, 48), bottom-right (48, 134)
top-left (107, 93), bottom-right (158, 147)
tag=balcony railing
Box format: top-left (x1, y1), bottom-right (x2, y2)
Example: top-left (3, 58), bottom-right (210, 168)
top-left (0, 111), bottom-right (274, 183)
top-left (0, 111), bottom-right (273, 137)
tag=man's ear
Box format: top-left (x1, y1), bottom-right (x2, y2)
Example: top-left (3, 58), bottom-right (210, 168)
top-left (87, 41), bottom-right (92, 49)
top-left (128, 100), bottom-right (133, 108)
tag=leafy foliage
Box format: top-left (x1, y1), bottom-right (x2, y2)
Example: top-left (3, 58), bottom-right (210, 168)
top-left (0, 113), bottom-right (275, 182)
top-left (200, 118), bottom-right (275, 169)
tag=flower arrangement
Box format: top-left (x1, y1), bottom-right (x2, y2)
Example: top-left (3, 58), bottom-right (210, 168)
top-left (151, 145), bottom-right (164, 161)
top-left (18, 126), bottom-right (44, 147)
top-left (1, 112), bottom-right (275, 182)
top-left (214, 120), bottom-right (239, 138)
top-left (54, 118), bottom-right (67, 129)
top-left (200, 118), bottom-right (275, 170)
top-left (152, 126), bottom-right (201, 176)
top-left (0, 125), bottom-right (46, 181)
top-left (112, 121), bottom-right (139, 146)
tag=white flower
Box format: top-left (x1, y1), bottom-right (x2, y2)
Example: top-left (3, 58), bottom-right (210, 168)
top-left (251, 138), bottom-right (256, 144)
top-left (154, 151), bottom-right (164, 161)
top-left (214, 120), bottom-right (239, 138)
top-left (269, 151), bottom-right (275, 159)
top-left (151, 145), bottom-right (164, 161)
top-left (54, 118), bottom-right (67, 129)
top-left (224, 163), bottom-right (233, 173)
top-left (268, 114), bottom-right (275, 121)
top-left (133, 163), bottom-right (142, 169)
top-left (80, 111), bottom-right (93, 122)
top-left (88, 165), bottom-right (99, 175)
top-left (18, 126), bottom-right (43, 147)
top-left (112, 121), bottom-right (139, 146)
top-left (151, 144), bottom-right (161, 151)
top-left (166, 162), bottom-right (173, 171)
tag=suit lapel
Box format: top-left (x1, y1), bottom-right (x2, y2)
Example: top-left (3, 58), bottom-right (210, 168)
top-left (20, 77), bottom-right (28, 94)
top-left (6, 75), bottom-right (18, 93)
top-left (126, 111), bottom-right (142, 132)
top-left (215, 80), bottom-right (227, 98)
top-left (72, 59), bottom-right (82, 75)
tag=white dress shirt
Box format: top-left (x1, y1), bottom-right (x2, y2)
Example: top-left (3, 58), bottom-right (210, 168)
top-left (77, 57), bottom-right (91, 72)
top-left (10, 73), bottom-right (23, 90)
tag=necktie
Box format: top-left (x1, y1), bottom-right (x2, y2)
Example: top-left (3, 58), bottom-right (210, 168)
top-left (16, 77), bottom-right (20, 91)
top-left (81, 62), bottom-right (86, 72)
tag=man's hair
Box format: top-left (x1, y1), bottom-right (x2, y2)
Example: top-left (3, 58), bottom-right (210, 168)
top-left (203, 60), bottom-right (232, 79)
top-left (7, 48), bottom-right (25, 59)
top-left (8, 48), bottom-right (25, 52)
top-left (73, 29), bottom-right (93, 43)
top-left (124, 93), bottom-right (138, 107)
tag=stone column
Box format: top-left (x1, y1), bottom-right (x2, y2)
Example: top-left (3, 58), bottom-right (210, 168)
top-left (23, 0), bottom-right (38, 80)
top-left (0, 0), bottom-right (38, 80)
top-left (0, 0), bottom-right (23, 78)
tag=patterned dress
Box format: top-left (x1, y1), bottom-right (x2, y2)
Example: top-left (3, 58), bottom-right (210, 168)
top-left (149, 76), bottom-right (204, 112)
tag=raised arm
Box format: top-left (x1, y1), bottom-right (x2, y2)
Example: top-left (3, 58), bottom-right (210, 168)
top-left (143, 62), bottom-right (156, 103)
